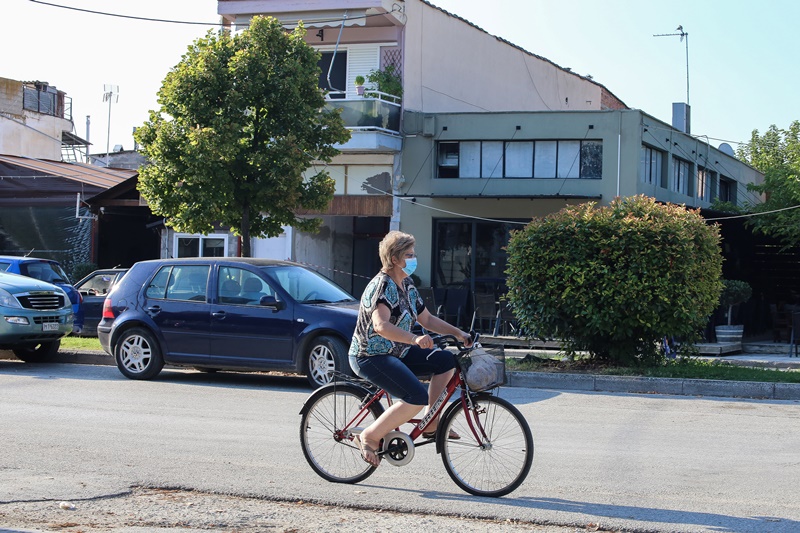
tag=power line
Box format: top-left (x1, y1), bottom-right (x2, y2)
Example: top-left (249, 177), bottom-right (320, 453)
top-left (704, 203), bottom-right (800, 221)
top-left (29, 0), bottom-right (400, 27)
top-left (29, 0), bottom-right (222, 25)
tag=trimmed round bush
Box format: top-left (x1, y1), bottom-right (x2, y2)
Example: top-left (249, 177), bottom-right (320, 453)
top-left (505, 195), bottom-right (723, 365)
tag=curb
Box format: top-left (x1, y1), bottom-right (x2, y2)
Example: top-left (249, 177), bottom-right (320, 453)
top-left (508, 371), bottom-right (800, 400)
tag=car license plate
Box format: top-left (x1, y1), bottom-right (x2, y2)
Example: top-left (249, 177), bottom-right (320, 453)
top-left (42, 322), bottom-right (59, 331)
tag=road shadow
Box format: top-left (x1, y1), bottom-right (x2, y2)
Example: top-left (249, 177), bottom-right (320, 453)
top-left (357, 484), bottom-right (798, 533)
top-left (0, 358), bottom-right (312, 393)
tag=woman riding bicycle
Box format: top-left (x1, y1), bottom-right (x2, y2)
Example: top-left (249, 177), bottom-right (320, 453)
top-left (348, 230), bottom-right (472, 467)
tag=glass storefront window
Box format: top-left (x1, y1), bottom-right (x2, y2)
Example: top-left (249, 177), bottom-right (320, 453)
top-left (433, 220), bottom-right (523, 297)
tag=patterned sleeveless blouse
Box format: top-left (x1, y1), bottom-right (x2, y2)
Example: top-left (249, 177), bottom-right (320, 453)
top-left (349, 272), bottom-right (424, 359)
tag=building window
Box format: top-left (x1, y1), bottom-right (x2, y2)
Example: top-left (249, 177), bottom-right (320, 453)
top-left (719, 177), bottom-right (736, 204)
top-left (697, 167), bottom-right (714, 202)
top-left (505, 141), bottom-right (533, 178)
top-left (671, 157), bottom-right (690, 195)
top-left (433, 219), bottom-right (523, 296)
top-left (175, 234), bottom-right (227, 258)
top-left (639, 145), bottom-right (663, 186)
top-left (437, 142), bottom-right (460, 178)
top-left (437, 140), bottom-right (602, 179)
top-left (23, 84), bottom-right (63, 117)
top-left (318, 51), bottom-right (348, 98)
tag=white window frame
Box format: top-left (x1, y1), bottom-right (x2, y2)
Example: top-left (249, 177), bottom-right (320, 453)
top-left (174, 233), bottom-right (229, 258)
top-left (697, 167), bottom-right (713, 202)
top-left (671, 157), bottom-right (690, 195)
top-left (640, 145), bottom-right (663, 186)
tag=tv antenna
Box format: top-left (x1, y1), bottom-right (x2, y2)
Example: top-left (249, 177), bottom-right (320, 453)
top-left (654, 25), bottom-right (689, 104)
top-left (102, 84), bottom-right (119, 167)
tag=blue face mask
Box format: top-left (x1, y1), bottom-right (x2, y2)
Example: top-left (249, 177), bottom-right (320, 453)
top-left (402, 257), bottom-right (417, 277)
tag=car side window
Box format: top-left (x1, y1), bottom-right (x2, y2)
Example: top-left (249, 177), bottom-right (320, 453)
top-left (218, 266), bottom-right (274, 306)
top-left (79, 274), bottom-right (114, 295)
top-left (145, 267), bottom-right (171, 299)
top-left (166, 265), bottom-right (210, 302)
top-left (0, 262), bottom-right (9, 272)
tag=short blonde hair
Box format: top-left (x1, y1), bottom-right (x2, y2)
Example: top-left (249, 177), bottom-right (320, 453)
top-left (379, 231), bottom-right (415, 270)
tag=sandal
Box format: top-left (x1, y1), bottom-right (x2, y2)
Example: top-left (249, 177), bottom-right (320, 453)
top-left (422, 429), bottom-right (461, 440)
top-left (354, 434), bottom-right (381, 467)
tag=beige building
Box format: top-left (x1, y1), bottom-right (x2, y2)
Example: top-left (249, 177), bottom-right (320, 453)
top-left (212, 1), bottom-right (763, 319)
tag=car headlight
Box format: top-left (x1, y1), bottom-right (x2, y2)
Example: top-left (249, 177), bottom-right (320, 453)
top-left (0, 288), bottom-right (22, 309)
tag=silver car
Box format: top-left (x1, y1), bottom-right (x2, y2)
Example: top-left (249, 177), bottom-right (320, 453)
top-left (0, 271), bottom-right (74, 361)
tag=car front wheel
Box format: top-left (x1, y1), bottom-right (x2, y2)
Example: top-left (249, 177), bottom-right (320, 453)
top-left (114, 327), bottom-right (164, 380)
top-left (305, 335), bottom-right (349, 388)
top-left (12, 340), bottom-right (60, 362)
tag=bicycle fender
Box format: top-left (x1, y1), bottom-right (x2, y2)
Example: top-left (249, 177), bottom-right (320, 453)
top-left (298, 382), bottom-right (377, 416)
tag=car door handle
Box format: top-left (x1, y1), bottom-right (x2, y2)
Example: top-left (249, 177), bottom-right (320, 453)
top-left (211, 311), bottom-right (226, 319)
top-left (146, 306), bottom-right (161, 317)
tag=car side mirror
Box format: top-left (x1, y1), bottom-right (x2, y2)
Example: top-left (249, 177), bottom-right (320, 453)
top-left (260, 295), bottom-right (285, 310)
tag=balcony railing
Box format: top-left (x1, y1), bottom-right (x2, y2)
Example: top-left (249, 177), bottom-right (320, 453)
top-left (324, 92), bottom-right (400, 134)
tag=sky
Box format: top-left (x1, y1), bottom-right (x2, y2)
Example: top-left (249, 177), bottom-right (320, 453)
top-left (4, 0), bottom-right (799, 156)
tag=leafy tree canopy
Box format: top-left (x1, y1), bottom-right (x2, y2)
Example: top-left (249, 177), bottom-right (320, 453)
top-left (505, 195), bottom-right (723, 365)
top-left (135, 16), bottom-right (351, 256)
top-left (735, 121), bottom-right (800, 247)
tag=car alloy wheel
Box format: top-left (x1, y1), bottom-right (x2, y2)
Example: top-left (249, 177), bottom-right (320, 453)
top-left (306, 335), bottom-right (347, 388)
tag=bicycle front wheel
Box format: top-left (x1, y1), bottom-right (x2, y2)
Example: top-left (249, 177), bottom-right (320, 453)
top-left (440, 394), bottom-right (533, 497)
top-left (300, 385), bottom-right (383, 484)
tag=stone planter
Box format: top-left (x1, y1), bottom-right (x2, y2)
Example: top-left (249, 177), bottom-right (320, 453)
top-left (715, 324), bottom-right (744, 344)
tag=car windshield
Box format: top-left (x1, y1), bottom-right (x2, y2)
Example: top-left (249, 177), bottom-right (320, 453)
top-left (262, 266), bottom-right (355, 304)
top-left (20, 261), bottom-right (71, 284)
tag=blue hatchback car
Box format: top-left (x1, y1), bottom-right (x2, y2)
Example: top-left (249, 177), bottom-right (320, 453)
top-left (98, 257), bottom-right (358, 387)
top-left (0, 255), bottom-right (84, 334)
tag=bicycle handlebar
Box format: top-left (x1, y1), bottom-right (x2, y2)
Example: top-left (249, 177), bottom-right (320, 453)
top-left (430, 331), bottom-right (479, 352)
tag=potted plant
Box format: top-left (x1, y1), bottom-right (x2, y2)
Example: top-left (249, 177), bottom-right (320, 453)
top-left (366, 65), bottom-right (403, 99)
top-left (714, 279), bottom-right (752, 344)
top-left (354, 75), bottom-right (365, 96)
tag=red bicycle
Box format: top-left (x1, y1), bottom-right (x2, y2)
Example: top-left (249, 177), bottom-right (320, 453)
top-left (299, 334), bottom-right (533, 497)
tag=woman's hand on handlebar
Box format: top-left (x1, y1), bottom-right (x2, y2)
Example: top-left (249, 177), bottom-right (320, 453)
top-left (460, 330), bottom-right (475, 348)
top-left (412, 333), bottom-right (434, 349)
top-left (430, 330), bottom-right (478, 350)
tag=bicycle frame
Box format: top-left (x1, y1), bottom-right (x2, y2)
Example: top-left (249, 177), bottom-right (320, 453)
top-left (339, 350), bottom-right (488, 452)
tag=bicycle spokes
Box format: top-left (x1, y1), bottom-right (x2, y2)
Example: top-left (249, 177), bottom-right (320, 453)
top-left (440, 395), bottom-right (534, 497)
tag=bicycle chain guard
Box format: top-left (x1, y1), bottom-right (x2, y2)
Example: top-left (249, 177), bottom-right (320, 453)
top-left (380, 431), bottom-right (415, 466)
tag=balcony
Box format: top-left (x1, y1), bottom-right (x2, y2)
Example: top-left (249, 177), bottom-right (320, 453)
top-left (325, 92), bottom-right (400, 133)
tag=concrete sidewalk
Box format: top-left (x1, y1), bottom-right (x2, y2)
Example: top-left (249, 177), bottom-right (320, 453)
top-left (501, 342), bottom-right (800, 400)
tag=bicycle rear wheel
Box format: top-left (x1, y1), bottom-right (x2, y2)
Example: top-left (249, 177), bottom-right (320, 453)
top-left (440, 394), bottom-right (533, 497)
top-left (299, 385), bottom-right (383, 484)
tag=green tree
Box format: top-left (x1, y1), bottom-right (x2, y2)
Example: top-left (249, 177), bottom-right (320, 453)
top-left (135, 16), bottom-right (350, 257)
top-left (505, 195), bottom-right (723, 365)
top-left (736, 121), bottom-right (800, 247)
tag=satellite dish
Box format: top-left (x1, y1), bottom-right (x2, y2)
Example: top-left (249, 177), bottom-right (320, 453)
top-left (718, 143), bottom-right (735, 157)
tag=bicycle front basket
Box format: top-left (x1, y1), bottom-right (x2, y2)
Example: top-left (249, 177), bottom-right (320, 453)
top-left (463, 344), bottom-right (506, 391)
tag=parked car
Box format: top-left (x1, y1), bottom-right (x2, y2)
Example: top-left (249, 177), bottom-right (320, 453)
top-left (0, 270), bottom-right (74, 361)
top-left (98, 258), bottom-right (358, 387)
top-left (0, 255), bottom-right (84, 334)
top-left (74, 268), bottom-right (128, 336)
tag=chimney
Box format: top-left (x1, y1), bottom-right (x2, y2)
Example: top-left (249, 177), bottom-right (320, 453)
top-left (672, 102), bottom-right (691, 134)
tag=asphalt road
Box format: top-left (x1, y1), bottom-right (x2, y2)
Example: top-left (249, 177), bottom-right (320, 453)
top-left (1, 360), bottom-right (799, 532)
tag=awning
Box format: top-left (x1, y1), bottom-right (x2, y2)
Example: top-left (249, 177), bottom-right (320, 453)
top-left (61, 131), bottom-right (91, 146)
top-left (0, 155), bottom-right (137, 206)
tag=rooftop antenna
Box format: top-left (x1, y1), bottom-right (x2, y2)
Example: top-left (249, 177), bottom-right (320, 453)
top-left (654, 25), bottom-right (689, 104)
top-left (102, 84), bottom-right (119, 167)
